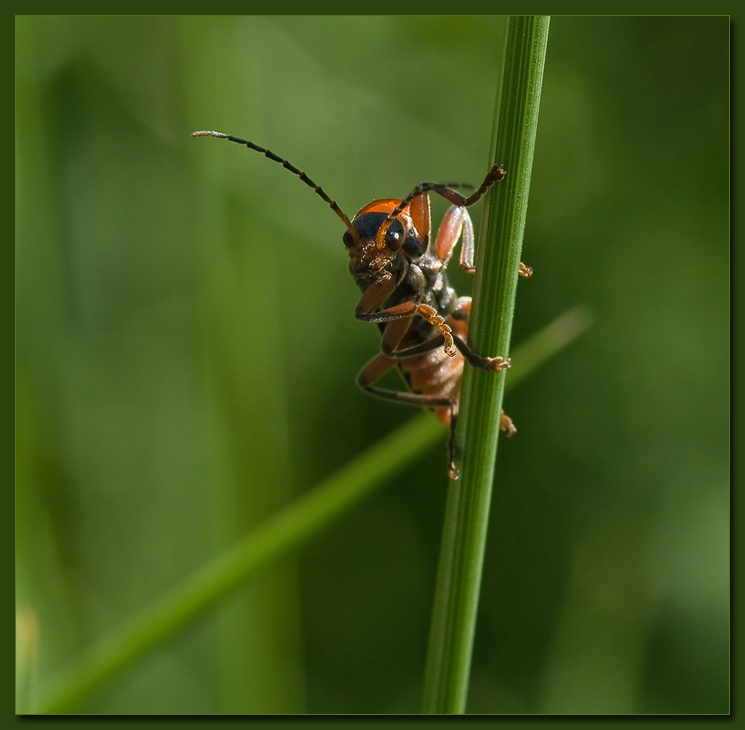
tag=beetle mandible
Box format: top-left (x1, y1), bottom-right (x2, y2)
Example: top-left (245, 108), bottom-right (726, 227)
top-left (192, 130), bottom-right (532, 479)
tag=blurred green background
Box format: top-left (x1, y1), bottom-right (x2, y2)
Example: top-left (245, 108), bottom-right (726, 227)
top-left (16, 16), bottom-right (728, 715)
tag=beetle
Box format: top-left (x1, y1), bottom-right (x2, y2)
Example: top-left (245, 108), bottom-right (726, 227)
top-left (192, 130), bottom-right (531, 479)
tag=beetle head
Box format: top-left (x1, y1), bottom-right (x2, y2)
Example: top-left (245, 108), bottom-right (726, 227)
top-left (344, 199), bottom-right (419, 282)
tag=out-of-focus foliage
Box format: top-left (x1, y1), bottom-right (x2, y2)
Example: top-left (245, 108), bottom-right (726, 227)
top-left (16, 16), bottom-right (728, 714)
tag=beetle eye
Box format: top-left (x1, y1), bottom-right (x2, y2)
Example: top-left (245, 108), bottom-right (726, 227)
top-left (342, 231), bottom-right (354, 248)
top-left (385, 229), bottom-right (402, 248)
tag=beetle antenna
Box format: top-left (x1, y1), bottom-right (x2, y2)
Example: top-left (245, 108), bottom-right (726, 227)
top-left (192, 131), bottom-right (359, 244)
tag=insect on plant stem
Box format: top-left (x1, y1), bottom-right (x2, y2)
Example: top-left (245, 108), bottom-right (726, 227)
top-left (193, 130), bottom-right (532, 478)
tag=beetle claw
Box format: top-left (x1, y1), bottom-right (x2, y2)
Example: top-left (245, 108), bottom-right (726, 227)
top-left (485, 356), bottom-right (511, 373)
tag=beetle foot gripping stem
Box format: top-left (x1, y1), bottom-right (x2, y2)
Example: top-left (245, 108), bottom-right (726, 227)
top-left (500, 411), bottom-right (517, 436)
top-left (485, 356), bottom-right (511, 373)
top-left (415, 304), bottom-right (457, 357)
top-left (519, 262), bottom-right (533, 278)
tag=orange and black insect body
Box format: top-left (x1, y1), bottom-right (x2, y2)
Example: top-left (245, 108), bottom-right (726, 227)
top-left (192, 130), bottom-right (531, 479)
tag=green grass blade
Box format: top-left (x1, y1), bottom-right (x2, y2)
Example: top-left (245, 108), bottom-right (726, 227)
top-left (32, 414), bottom-right (440, 714)
top-left (34, 302), bottom-right (583, 714)
top-left (422, 15), bottom-right (551, 715)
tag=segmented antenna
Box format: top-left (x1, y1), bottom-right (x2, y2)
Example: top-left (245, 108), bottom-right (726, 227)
top-left (192, 130), bottom-right (359, 244)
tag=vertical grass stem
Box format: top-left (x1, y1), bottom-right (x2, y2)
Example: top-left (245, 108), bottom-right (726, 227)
top-left (422, 15), bottom-right (551, 715)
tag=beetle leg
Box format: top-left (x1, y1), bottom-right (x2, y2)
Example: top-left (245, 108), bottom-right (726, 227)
top-left (446, 313), bottom-right (511, 371)
top-left (448, 297), bottom-right (510, 371)
top-left (434, 210), bottom-right (532, 277)
top-left (380, 317), bottom-right (445, 359)
top-left (384, 328), bottom-right (448, 359)
top-left (375, 164), bottom-right (507, 247)
top-left (356, 300), bottom-right (457, 357)
top-left (354, 271), bottom-right (398, 317)
top-left (355, 298), bottom-right (417, 323)
top-left (354, 273), bottom-right (456, 358)
top-left (400, 164), bottom-right (506, 213)
top-left (500, 412), bottom-right (517, 436)
top-left (434, 205), bottom-right (476, 272)
top-left (356, 353), bottom-right (460, 477)
top-left (382, 313), bottom-right (468, 360)
top-left (357, 353), bottom-right (454, 408)
top-left (452, 332), bottom-right (511, 373)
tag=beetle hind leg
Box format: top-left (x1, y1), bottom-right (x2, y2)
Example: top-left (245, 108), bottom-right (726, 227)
top-left (356, 353), bottom-right (463, 478)
top-left (356, 354), bottom-right (456, 411)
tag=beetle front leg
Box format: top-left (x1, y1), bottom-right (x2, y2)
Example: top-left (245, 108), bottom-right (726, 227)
top-left (433, 209), bottom-right (532, 277)
top-left (356, 298), bottom-right (458, 357)
top-left (448, 298), bottom-right (511, 372)
top-left (434, 205), bottom-right (476, 272)
top-left (448, 331), bottom-right (511, 373)
top-left (406, 164), bottom-right (507, 209)
top-left (379, 317), bottom-right (449, 359)
top-left (353, 276), bottom-right (457, 356)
